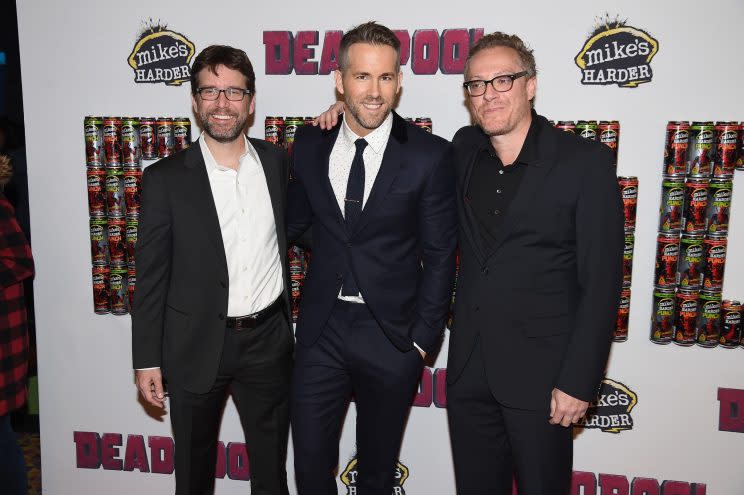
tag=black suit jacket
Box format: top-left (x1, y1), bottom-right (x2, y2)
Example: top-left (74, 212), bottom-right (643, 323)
top-left (447, 114), bottom-right (624, 410)
top-left (131, 137), bottom-right (292, 394)
top-left (287, 113), bottom-right (457, 353)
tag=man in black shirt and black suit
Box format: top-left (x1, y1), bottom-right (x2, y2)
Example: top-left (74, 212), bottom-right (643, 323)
top-left (446, 32), bottom-right (624, 495)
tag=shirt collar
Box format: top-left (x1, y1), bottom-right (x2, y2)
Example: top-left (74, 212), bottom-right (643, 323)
top-left (199, 132), bottom-right (255, 173)
top-left (339, 112), bottom-right (393, 155)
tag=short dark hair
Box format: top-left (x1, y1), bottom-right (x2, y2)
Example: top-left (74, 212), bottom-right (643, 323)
top-left (338, 21), bottom-right (401, 72)
top-left (465, 32), bottom-right (537, 79)
top-left (190, 45), bottom-right (256, 95)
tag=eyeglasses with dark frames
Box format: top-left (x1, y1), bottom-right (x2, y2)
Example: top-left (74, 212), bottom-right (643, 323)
top-left (196, 87), bottom-right (252, 101)
top-left (463, 71), bottom-right (529, 97)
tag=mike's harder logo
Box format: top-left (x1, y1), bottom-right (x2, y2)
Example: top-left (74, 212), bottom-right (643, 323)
top-left (575, 14), bottom-right (659, 88)
top-left (340, 456), bottom-right (409, 494)
top-left (127, 19), bottom-right (195, 86)
top-left (575, 378), bottom-right (638, 433)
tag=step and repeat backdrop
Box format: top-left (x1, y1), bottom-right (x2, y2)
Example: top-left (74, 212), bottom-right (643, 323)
top-left (17, 1), bottom-right (743, 494)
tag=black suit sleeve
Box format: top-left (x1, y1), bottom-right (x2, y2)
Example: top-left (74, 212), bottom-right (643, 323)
top-left (411, 145), bottom-right (458, 353)
top-left (131, 164), bottom-right (172, 369)
top-left (286, 139), bottom-right (314, 244)
top-left (555, 146), bottom-right (624, 401)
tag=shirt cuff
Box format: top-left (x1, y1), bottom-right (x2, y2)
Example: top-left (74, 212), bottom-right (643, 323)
top-left (135, 367), bottom-right (160, 371)
top-left (413, 342), bottom-right (425, 355)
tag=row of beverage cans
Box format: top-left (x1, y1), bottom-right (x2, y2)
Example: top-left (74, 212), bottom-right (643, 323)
top-left (663, 121), bottom-right (743, 178)
top-left (84, 116), bottom-right (192, 167)
top-left (659, 176), bottom-right (732, 235)
top-left (90, 218), bottom-right (137, 269)
top-left (549, 120), bottom-right (620, 165)
top-left (650, 288), bottom-right (741, 348)
top-left (654, 232), bottom-right (727, 290)
top-left (87, 168), bottom-right (142, 220)
top-left (92, 266), bottom-right (134, 315)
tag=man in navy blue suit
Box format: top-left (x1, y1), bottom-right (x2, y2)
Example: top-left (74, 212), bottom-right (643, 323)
top-left (287, 21), bottom-right (457, 495)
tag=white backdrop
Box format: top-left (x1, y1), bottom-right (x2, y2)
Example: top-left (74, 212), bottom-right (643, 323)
top-left (16, 0), bottom-right (744, 493)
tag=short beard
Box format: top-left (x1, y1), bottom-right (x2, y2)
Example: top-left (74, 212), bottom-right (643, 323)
top-left (199, 112), bottom-right (246, 143)
top-left (346, 99), bottom-right (390, 131)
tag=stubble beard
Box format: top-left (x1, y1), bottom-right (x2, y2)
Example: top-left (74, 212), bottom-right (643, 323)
top-left (346, 98), bottom-right (391, 131)
top-left (199, 109), bottom-right (247, 143)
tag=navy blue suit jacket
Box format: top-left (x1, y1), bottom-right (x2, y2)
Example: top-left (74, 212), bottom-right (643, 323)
top-left (287, 112), bottom-right (457, 353)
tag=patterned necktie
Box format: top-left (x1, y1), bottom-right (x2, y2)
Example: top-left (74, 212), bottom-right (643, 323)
top-left (342, 138), bottom-right (367, 296)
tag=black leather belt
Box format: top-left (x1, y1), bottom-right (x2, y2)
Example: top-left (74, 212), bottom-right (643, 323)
top-left (226, 298), bottom-right (282, 330)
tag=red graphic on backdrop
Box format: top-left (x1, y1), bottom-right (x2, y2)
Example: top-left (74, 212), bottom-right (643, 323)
top-left (73, 432), bottom-right (250, 480)
top-left (263, 28), bottom-right (484, 75)
top-left (718, 388), bottom-right (744, 432)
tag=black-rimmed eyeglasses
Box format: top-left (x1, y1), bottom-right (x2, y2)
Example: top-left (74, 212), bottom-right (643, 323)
top-left (463, 71), bottom-right (529, 97)
top-left (196, 87), bottom-right (252, 101)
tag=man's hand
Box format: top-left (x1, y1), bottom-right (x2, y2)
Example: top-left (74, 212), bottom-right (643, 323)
top-left (135, 368), bottom-right (166, 409)
top-left (313, 101), bottom-right (345, 130)
top-left (549, 388), bottom-right (588, 427)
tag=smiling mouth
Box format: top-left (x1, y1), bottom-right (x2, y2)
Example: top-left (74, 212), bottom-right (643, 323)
top-left (210, 114), bottom-right (235, 121)
top-left (362, 101), bottom-right (383, 111)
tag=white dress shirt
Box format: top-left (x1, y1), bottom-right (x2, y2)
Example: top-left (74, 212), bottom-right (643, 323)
top-left (329, 113), bottom-right (393, 303)
top-left (200, 134), bottom-right (284, 317)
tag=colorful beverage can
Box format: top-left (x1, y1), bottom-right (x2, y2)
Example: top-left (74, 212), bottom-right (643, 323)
top-left (650, 286), bottom-right (676, 344)
top-left (618, 176), bottom-right (638, 230)
top-left (127, 268), bottom-right (136, 313)
top-left (284, 117), bottom-right (305, 157)
top-left (705, 178), bottom-right (732, 234)
top-left (123, 169), bottom-right (142, 219)
top-left (103, 116), bottom-right (122, 167)
top-left (687, 121), bottom-right (715, 177)
top-left (696, 289), bottom-right (722, 347)
top-left (713, 122), bottom-right (738, 177)
top-left (120, 117), bottom-right (140, 166)
top-left (87, 167), bottom-right (107, 217)
top-left (702, 233), bottom-right (727, 290)
top-left (720, 300), bottom-right (742, 348)
top-left (90, 218), bottom-right (109, 266)
top-left (105, 170), bottom-right (126, 218)
top-left (289, 244), bottom-right (305, 323)
top-left (673, 288), bottom-right (699, 346)
top-left (659, 176), bottom-right (685, 232)
top-left (157, 117), bottom-right (174, 158)
top-left (109, 268), bottom-right (129, 315)
top-left (599, 120), bottom-right (620, 165)
top-left (622, 232), bottom-right (634, 287)
top-left (173, 117), bottom-right (192, 151)
top-left (107, 217), bottom-right (127, 268)
top-left (663, 121), bottom-right (689, 177)
top-left (682, 178), bottom-right (709, 234)
top-left (576, 120), bottom-right (598, 141)
top-left (654, 232), bottom-right (680, 288)
top-left (92, 266), bottom-right (110, 314)
top-left (738, 122), bottom-right (744, 171)
top-left (415, 118), bottom-right (433, 133)
top-left (614, 288), bottom-right (631, 342)
top-left (125, 221), bottom-right (137, 269)
top-left (265, 117), bottom-right (284, 148)
top-left (139, 117), bottom-right (157, 160)
top-left (556, 121), bottom-right (576, 133)
top-left (84, 116), bottom-right (104, 166)
top-left (676, 233), bottom-right (705, 289)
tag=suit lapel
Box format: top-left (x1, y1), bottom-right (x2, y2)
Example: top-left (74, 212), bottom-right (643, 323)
top-left (251, 138), bottom-right (286, 253)
top-left (351, 113), bottom-right (406, 236)
top-left (459, 139), bottom-right (489, 265)
top-left (183, 139), bottom-right (228, 275)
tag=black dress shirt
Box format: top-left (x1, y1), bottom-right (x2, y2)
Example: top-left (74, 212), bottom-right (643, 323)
top-left (466, 115), bottom-right (540, 250)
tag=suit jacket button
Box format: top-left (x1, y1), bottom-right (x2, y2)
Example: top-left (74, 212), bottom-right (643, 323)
top-left (337, 273), bottom-right (343, 280)
top-left (347, 242), bottom-right (352, 248)
top-left (218, 313), bottom-right (225, 320)
top-left (475, 306), bottom-right (480, 312)
top-left (220, 280), bottom-right (227, 288)
top-left (482, 267), bottom-right (489, 275)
